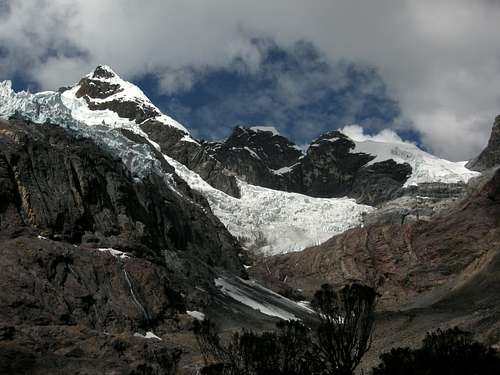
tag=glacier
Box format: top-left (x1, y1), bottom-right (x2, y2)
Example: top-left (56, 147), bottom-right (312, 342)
top-left (164, 153), bottom-right (373, 255)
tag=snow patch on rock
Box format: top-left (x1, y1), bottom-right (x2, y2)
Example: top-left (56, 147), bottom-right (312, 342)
top-left (249, 126), bottom-right (280, 136)
top-left (97, 248), bottom-right (130, 259)
top-left (186, 310), bottom-right (206, 321)
top-left (134, 331), bottom-right (162, 340)
top-left (215, 277), bottom-right (310, 321)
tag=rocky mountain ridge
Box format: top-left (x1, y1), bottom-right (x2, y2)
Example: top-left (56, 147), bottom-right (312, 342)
top-left (207, 126), bottom-right (477, 206)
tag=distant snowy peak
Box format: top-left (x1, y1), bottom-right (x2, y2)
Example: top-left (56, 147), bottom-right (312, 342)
top-left (349, 137), bottom-right (479, 186)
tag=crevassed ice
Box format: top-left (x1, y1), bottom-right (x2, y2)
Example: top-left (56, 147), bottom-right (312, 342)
top-left (164, 153), bottom-right (373, 256)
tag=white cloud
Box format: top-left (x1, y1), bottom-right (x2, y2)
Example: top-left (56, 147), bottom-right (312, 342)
top-left (157, 68), bottom-right (197, 95)
top-left (340, 125), bottom-right (409, 145)
top-left (35, 56), bottom-right (91, 89)
top-left (0, 0), bottom-right (499, 160)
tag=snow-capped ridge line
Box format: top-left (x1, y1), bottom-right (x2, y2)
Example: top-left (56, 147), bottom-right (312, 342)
top-left (249, 125), bottom-right (280, 136)
top-left (324, 125), bottom-right (479, 186)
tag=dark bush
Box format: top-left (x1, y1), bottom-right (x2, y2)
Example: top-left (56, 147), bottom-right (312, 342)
top-left (312, 283), bottom-right (378, 375)
top-left (194, 282), bottom-right (378, 375)
top-left (373, 327), bottom-right (500, 375)
top-left (194, 318), bottom-right (320, 375)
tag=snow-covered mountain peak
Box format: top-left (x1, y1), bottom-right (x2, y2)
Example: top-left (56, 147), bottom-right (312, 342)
top-left (64, 65), bottom-right (190, 134)
top-left (89, 64), bottom-right (118, 79)
top-left (78, 65), bottom-right (152, 104)
top-left (338, 128), bottom-right (480, 186)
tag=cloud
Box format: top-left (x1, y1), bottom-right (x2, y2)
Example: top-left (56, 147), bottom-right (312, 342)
top-left (340, 125), bottom-right (409, 145)
top-left (0, 0), bottom-right (499, 160)
top-left (153, 41), bottom-right (400, 145)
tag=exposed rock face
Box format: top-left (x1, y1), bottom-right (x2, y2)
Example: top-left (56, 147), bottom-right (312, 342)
top-left (467, 115), bottom-right (500, 171)
top-left (251, 168), bottom-right (500, 311)
top-left (350, 159), bottom-right (413, 205)
top-left (209, 127), bottom-right (413, 205)
top-left (139, 120), bottom-right (241, 197)
top-left (362, 182), bottom-right (468, 226)
top-left (0, 237), bottom-right (182, 375)
top-left (205, 126), bottom-right (302, 189)
top-left (0, 118), bottom-right (242, 273)
top-left (213, 126), bottom-right (302, 171)
top-left (285, 131), bottom-right (377, 197)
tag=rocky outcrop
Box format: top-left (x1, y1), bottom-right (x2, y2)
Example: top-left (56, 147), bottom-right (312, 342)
top-left (205, 126), bottom-right (302, 189)
top-left (467, 115), bottom-right (500, 171)
top-left (139, 120), bottom-right (240, 197)
top-left (284, 131), bottom-right (377, 197)
top-left (350, 159), bottom-right (412, 205)
top-left (362, 182), bottom-right (468, 226)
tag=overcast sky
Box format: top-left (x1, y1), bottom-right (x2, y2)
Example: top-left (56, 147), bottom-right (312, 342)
top-left (1, 0), bottom-right (499, 160)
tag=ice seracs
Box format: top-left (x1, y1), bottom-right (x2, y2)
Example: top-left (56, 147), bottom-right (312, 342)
top-left (164, 153), bottom-right (373, 256)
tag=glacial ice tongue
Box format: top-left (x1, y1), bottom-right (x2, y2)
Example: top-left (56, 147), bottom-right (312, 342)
top-left (0, 80), bottom-right (178, 190)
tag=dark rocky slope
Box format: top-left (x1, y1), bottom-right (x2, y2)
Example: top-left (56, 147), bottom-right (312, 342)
top-left (467, 115), bottom-right (500, 171)
top-left (0, 237), bottom-right (182, 375)
top-left (0, 118), bottom-right (242, 272)
top-left (0, 118), bottom-right (245, 374)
